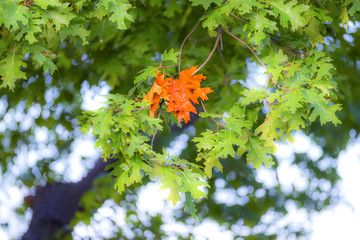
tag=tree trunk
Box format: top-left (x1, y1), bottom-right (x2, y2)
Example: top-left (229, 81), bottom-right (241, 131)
top-left (21, 158), bottom-right (115, 240)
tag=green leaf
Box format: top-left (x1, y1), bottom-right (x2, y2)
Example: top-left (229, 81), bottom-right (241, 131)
top-left (281, 89), bottom-right (305, 113)
top-left (303, 88), bottom-right (342, 125)
top-left (0, 2), bottom-right (28, 30)
top-left (97, 0), bottom-right (134, 30)
top-left (24, 44), bottom-right (58, 74)
top-left (184, 192), bottom-right (198, 220)
top-left (151, 164), bottom-right (182, 205)
top-left (92, 110), bottom-right (115, 137)
top-left (344, 0), bottom-right (360, 16)
top-left (60, 24), bottom-right (90, 45)
top-left (282, 110), bottom-right (306, 142)
top-left (202, 155), bottom-right (223, 178)
top-left (111, 156), bottom-right (150, 194)
top-left (245, 10), bottom-right (278, 46)
top-left (134, 66), bottom-right (157, 84)
top-left (179, 169), bottom-right (207, 200)
top-left (267, 0), bottom-right (309, 31)
top-left (126, 134), bottom-right (149, 156)
top-left (193, 129), bottom-right (217, 151)
top-left (219, 0), bottom-right (261, 15)
top-left (340, 7), bottom-right (350, 31)
top-left (14, 10), bottom-right (44, 44)
top-left (40, 7), bottom-right (76, 31)
top-left (189, 0), bottom-right (222, 9)
top-left (201, 9), bottom-right (227, 35)
top-left (241, 88), bottom-right (266, 105)
top-left (161, 49), bottom-right (178, 63)
top-left (0, 47), bottom-right (26, 90)
top-left (304, 6), bottom-right (332, 45)
top-left (163, 183), bottom-right (181, 206)
top-left (212, 130), bottom-right (237, 158)
top-left (245, 136), bottom-right (274, 168)
top-left (254, 111), bottom-right (279, 150)
top-left (199, 112), bottom-right (225, 119)
top-left (35, 0), bottom-right (62, 9)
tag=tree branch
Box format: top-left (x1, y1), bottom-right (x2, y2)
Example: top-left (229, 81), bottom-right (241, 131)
top-left (192, 26), bottom-right (222, 76)
top-left (223, 29), bottom-right (267, 69)
top-left (178, 10), bottom-right (208, 73)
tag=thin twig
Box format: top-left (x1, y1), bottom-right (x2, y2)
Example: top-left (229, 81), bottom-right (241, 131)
top-left (192, 27), bottom-right (222, 76)
top-left (269, 37), bottom-right (278, 54)
top-left (200, 100), bottom-right (226, 128)
top-left (228, 13), bottom-right (292, 104)
top-left (223, 29), bottom-right (273, 106)
top-left (229, 13), bottom-right (247, 23)
top-left (151, 101), bottom-right (164, 149)
top-left (131, 104), bottom-right (151, 112)
top-left (217, 44), bottom-right (226, 68)
top-left (223, 29), bottom-right (267, 69)
top-left (178, 10), bottom-right (208, 73)
top-left (219, 29), bottom-right (223, 51)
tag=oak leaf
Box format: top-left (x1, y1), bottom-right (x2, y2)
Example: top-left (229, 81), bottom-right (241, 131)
top-left (143, 66), bottom-right (212, 123)
top-left (166, 66), bottom-right (212, 123)
top-left (143, 71), bottom-right (171, 117)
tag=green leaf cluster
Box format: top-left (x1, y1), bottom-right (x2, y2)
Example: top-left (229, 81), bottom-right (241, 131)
top-left (78, 94), bottom-right (208, 218)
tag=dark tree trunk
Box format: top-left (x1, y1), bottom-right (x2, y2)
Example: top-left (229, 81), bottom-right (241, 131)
top-left (21, 158), bottom-right (115, 240)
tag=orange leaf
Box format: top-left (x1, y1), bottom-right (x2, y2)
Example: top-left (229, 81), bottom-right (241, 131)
top-left (143, 71), bottom-right (171, 117)
top-left (166, 66), bottom-right (212, 123)
top-left (142, 66), bottom-right (213, 123)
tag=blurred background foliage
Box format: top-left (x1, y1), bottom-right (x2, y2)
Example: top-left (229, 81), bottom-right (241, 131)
top-left (0, 0), bottom-right (359, 239)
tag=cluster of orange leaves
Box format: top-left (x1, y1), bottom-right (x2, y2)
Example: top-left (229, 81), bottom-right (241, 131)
top-left (143, 66), bottom-right (213, 123)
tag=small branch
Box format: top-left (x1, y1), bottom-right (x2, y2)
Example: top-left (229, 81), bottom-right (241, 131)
top-left (131, 104), bottom-right (151, 112)
top-left (219, 30), bottom-right (223, 51)
top-left (151, 101), bottom-right (164, 149)
top-left (217, 44), bottom-right (226, 68)
top-left (269, 37), bottom-right (278, 54)
top-left (200, 100), bottom-right (226, 128)
top-left (178, 10), bottom-right (208, 73)
top-left (229, 13), bottom-right (247, 23)
top-left (192, 27), bottom-right (222, 76)
top-left (223, 29), bottom-right (274, 107)
top-left (223, 29), bottom-right (267, 69)
top-left (228, 13), bottom-right (293, 106)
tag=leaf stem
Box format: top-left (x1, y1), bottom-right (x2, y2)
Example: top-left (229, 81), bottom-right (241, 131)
top-left (178, 10), bottom-right (208, 73)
